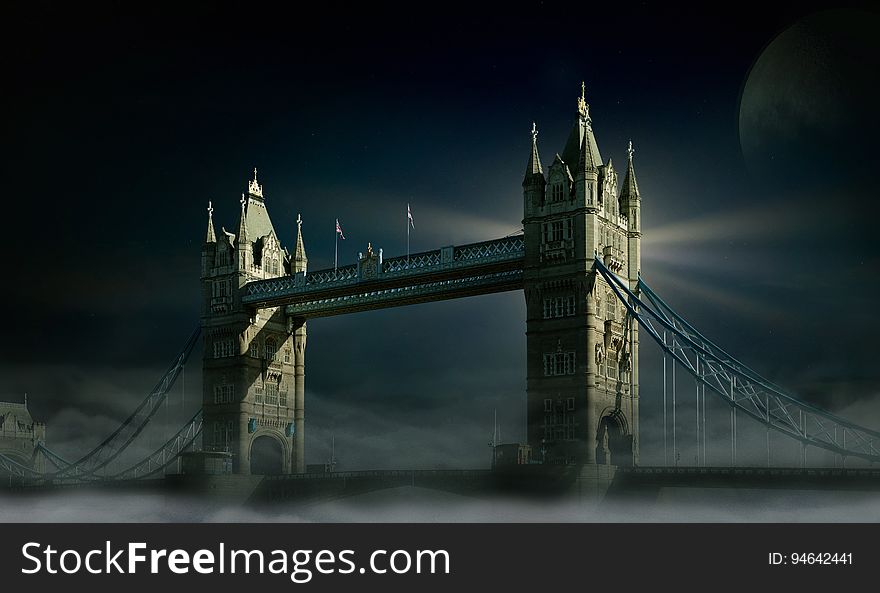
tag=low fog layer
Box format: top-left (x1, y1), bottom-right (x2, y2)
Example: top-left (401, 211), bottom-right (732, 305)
top-left (1, 487), bottom-right (879, 523)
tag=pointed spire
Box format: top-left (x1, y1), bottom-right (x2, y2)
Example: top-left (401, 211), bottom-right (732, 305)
top-left (578, 131), bottom-right (600, 173)
top-left (620, 139), bottom-right (641, 201)
top-left (205, 200), bottom-right (216, 243)
top-left (292, 213), bottom-right (308, 273)
top-left (524, 122), bottom-right (544, 179)
top-left (563, 81), bottom-right (602, 168)
top-left (237, 193), bottom-right (249, 244)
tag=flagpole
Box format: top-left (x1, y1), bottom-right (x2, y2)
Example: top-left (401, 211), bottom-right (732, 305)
top-left (334, 228), bottom-right (338, 272)
top-left (407, 211), bottom-right (410, 268)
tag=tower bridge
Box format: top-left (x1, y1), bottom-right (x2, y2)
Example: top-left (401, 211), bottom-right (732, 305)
top-left (200, 84), bottom-right (641, 474)
top-left (3, 85), bottom-right (880, 495)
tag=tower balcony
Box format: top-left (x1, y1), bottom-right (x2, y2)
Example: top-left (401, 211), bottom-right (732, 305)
top-left (210, 295), bottom-right (233, 313)
top-left (602, 246), bottom-right (624, 273)
top-left (540, 238), bottom-right (575, 263)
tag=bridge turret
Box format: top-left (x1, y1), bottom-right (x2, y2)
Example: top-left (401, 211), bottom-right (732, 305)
top-left (522, 122), bottom-right (545, 217)
top-left (202, 201), bottom-right (217, 278)
top-left (523, 83), bottom-right (639, 468)
top-left (201, 169), bottom-right (300, 476)
top-left (235, 194), bottom-right (252, 274)
top-left (620, 141), bottom-right (641, 280)
top-left (292, 214), bottom-right (307, 274)
top-left (620, 140), bottom-right (640, 220)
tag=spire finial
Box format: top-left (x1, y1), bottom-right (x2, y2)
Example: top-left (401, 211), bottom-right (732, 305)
top-left (253, 167), bottom-right (258, 181)
top-left (577, 81), bottom-right (588, 119)
top-left (240, 193), bottom-right (246, 210)
top-left (296, 213), bottom-right (302, 230)
top-left (208, 200), bottom-right (214, 217)
top-left (628, 139), bottom-right (634, 161)
top-left (531, 122), bottom-right (538, 142)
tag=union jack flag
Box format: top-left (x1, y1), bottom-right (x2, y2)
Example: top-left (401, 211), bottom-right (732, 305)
top-left (335, 218), bottom-right (345, 240)
top-left (407, 203), bottom-right (414, 229)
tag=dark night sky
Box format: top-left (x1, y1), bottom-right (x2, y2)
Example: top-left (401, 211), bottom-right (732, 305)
top-left (3, 1), bottom-right (879, 469)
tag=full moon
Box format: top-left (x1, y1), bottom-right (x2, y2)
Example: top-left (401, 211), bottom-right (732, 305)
top-left (738, 9), bottom-right (880, 187)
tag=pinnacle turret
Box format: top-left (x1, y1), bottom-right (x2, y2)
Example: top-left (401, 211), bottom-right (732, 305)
top-left (292, 213), bottom-right (308, 273)
top-left (523, 122), bottom-right (544, 182)
top-left (236, 194), bottom-right (249, 245)
top-left (205, 200), bottom-right (216, 243)
top-left (620, 140), bottom-right (640, 202)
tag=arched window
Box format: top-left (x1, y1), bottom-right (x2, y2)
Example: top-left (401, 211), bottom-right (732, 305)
top-left (265, 338), bottom-right (277, 363)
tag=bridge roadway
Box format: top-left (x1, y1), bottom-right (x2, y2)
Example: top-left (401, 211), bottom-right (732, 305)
top-left (241, 236), bottom-right (525, 317)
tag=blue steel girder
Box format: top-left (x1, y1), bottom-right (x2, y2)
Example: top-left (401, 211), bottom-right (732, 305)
top-left (594, 257), bottom-right (880, 463)
top-left (241, 236), bottom-right (525, 317)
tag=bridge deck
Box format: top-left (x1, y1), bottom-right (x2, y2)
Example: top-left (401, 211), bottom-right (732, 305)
top-left (241, 236), bottom-right (525, 316)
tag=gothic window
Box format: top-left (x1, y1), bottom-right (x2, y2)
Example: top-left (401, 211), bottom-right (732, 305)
top-left (544, 399), bottom-right (552, 412)
top-left (265, 382), bottom-right (278, 405)
top-left (212, 279), bottom-right (229, 299)
top-left (217, 248), bottom-right (230, 267)
top-left (279, 385), bottom-right (288, 407)
top-left (567, 397), bottom-right (575, 411)
top-left (284, 348), bottom-right (291, 364)
top-left (213, 420), bottom-right (234, 449)
top-left (588, 184), bottom-right (593, 204)
top-left (542, 295), bottom-right (577, 319)
top-left (543, 352), bottom-right (576, 376)
top-left (555, 354), bottom-right (565, 375)
top-left (266, 338), bottom-right (277, 363)
top-left (542, 218), bottom-right (572, 244)
top-left (213, 384), bottom-right (235, 404)
top-left (254, 380), bottom-right (264, 404)
top-left (552, 183), bottom-right (563, 202)
top-left (213, 339), bottom-right (235, 358)
top-left (249, 341), bottom-right (259, 358)
top-left (606, 293), bottom-right (616, 321)
top-left (606, 355), bottom-right (618, 380)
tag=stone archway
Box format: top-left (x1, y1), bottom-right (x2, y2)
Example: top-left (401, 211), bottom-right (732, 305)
top-left (596, 412), bottom-right (633, 467)
top-left (250, 435), bottom-right (284, 475)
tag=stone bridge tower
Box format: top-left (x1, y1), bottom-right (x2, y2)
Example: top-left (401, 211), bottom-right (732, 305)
top-left (522, 85), bottom-right (641, 466)
top-left (0, 397), bottom-right (46, 474)
top-left (200, 170), bottom-right (307, 474)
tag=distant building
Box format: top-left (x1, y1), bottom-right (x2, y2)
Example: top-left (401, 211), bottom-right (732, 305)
top-left (0, 398), bottom-right (46, 473)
